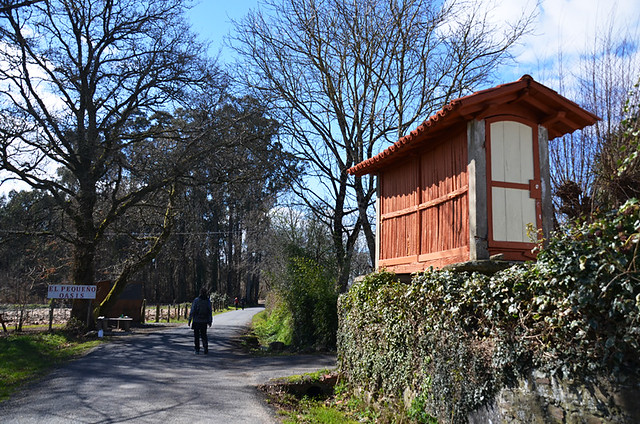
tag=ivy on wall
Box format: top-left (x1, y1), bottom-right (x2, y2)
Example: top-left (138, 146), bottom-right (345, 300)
top-left (338, 199), bottom-right (640, 423)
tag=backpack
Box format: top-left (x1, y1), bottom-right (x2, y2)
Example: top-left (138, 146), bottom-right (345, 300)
top-left (193, 298), bottom-right (209, 320)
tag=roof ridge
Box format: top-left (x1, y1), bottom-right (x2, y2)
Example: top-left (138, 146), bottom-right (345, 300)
top-left (348, 76), bottom-right (598, 176)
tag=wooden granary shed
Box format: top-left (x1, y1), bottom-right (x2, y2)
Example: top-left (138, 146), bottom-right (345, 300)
top-left (348, 75), bottom-right (599, 274)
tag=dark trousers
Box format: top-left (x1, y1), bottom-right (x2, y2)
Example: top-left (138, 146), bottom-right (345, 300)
top-left (192, 322), bottom-right (208, 352)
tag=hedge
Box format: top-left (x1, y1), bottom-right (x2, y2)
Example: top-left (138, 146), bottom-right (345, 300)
top-left (338, 199), bottom-right (640, 423)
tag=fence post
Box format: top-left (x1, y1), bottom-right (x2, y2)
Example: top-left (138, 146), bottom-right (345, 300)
top-left (48, 299), bottom-right (55, 332)
top-left (17, 306), bottom-right (24, 331)
top-left (86, 300), bottom-right (92, 328)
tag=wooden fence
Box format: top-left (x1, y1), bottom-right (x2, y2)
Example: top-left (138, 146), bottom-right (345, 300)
top-left (1, 297), bottom-right (231, 332)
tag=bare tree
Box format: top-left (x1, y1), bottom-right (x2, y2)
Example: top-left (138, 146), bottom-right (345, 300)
top-left (592, 79), bottom-right (640, 208)
top-left (232, 0), bottom-right (535, 291)
top-left (0, 1), bottom-right (44, 14)
top-left (550, 13), bottom-right (640, 218)
top-left (0, 0), bottom-right (224, 323)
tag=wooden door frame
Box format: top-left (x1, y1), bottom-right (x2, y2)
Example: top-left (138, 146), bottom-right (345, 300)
top-left (485, 116), bottom-right (543, 255)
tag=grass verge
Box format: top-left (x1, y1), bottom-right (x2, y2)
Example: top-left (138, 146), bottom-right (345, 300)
top-left (249, 311), bottom-right (383, 422)
top-left (0, 332), bottom-right (101, 402)
top-left (251, 307), bottom-right (292, 347)
top-left (260, 370), bottom-right (383, 424)
top-left (235, 310), bottom-right (293, 355)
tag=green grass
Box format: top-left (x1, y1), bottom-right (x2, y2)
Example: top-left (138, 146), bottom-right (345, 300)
top-left (214, 307), bottom-right (235, 316)
top-left (3, 323), bottom-right (66, 331)
top-left (281, 402), bottom-right (361, 424)
top-left (0, 332), bottom-right (101, 402)
top-left (282, 368), bottom-right (332, 384)
top-left (251, 307), bottom-right (293, 346)
top-left (275, 388), bottom-right (378, 424)
top-left (262, 370), bottom-right (383, 424)
top-left (307, 406), bottom-right (360, 423)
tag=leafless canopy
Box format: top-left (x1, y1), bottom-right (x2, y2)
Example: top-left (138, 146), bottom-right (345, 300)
top-left (549, 14), bottom-right (640, 218)
top-left (232, 0), bottom-right (535, 290)
top-left (0, 0), bottom-right (223, 319)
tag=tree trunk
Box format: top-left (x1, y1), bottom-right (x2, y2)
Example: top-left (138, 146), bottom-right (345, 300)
top-left (70, 185), bottom-right (97, 323)
top-left (333, 171), bottom-right (354, 293)
top-left (355, 175), bottom-right (376, 267)
top-left (210, 208), bottom-right (221, 294)
top-left (98, 186), bottom-right (176, 320)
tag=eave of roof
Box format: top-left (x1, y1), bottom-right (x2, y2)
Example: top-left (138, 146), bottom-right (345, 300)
top-left (348, 75), bottom-right (600, 176)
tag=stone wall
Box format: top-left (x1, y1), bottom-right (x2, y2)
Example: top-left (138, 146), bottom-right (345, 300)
top-left (470, 371), bottom-right (640, 424)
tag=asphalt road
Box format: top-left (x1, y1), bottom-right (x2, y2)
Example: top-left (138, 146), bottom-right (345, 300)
top-left (0, 307), bottom-right (336, 423)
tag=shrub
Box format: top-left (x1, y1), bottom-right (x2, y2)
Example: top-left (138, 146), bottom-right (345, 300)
top-left (284, 257), bottom-right (338, 350)
top-left (253, 291), bottom-right (293, 346)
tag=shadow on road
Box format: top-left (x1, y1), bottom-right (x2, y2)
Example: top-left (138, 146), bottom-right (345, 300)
top-left (0, 307), bottom-right (336, 424)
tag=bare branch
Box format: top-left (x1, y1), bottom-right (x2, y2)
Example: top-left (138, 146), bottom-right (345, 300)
top-left (232, 0), bottom-right (535, 289)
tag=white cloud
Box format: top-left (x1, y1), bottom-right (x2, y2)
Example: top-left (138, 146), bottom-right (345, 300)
top-left (495, 0), bottom-right (640, 88)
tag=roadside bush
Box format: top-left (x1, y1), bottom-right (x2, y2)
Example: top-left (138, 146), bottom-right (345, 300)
top-left (64, 317), bottom-right (88, 336)
top-left (523, 198), bottom-right (640, 374)
top-left (284, 257), bottom-right (338, 350)
top-left (338, 199), bottom-right (640, 423)
top-left (252, 291), bottom-right (293, 346)
top-left (260, 255), bottom-right (338, 351)
top-left (260, 211), bottom-right (340, 352)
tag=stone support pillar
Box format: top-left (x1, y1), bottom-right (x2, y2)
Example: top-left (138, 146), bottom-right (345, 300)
top-left (467, 119), bottom-right (489, 260)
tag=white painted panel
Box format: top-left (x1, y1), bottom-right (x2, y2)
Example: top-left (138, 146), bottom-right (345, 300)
top-left (490, 121), bottom-right (534, 184)
top-left (503, 121), bottom-right (520, 182)
top-left (521, 192), bottom-right (538, 241)
top-left (490, 121), bottom-right (537, 244)
top-left (492, 187), bottom-right (507, 241)
top-left (505, 188), bottom-right (524, 241)
top-left (492, 187), bottom-right (537, 242)
top-left (491, 122), bottom-right (505, 182)
top-left (519, 124), bottom-right (534, 182)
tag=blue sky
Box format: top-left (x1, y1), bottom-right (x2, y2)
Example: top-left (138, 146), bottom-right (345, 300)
top-left (1, 0), bottom-right (639, 195)
top-left (187, 0), bottom-right (259, 61)
top-left (187, 0), bottom-right (640, 88)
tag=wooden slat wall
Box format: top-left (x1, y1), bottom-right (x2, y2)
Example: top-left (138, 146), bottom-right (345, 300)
top-left (380, 159), bottom-right (418, 260)
top-left (380, 159), bottom-right (418, 215)
top-left (420, 132), bottom-right (469, 255)
top-left (382, 213), bottom-right (418, 259)
top-left (379, 130), bottom-right (469, 268)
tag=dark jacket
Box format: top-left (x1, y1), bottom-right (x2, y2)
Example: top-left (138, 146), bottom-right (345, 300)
top-left (189, 295), bottom-right (213, 325)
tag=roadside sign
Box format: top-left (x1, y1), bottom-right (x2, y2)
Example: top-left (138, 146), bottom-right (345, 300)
top-left (48, 285), bottom-right (97, 299)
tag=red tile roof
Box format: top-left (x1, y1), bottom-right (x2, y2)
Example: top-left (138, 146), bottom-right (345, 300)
top-left (348, 75), bottom-right (599, 176)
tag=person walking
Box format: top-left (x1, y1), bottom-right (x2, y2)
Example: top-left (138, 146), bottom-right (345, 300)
top-left (188, 287), bottom-right (213, 354)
